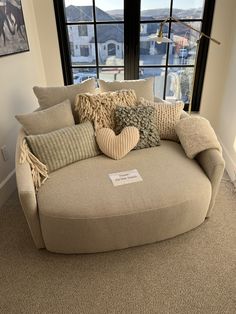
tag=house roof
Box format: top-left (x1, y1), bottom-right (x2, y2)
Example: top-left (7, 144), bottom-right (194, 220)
top-left (66, 5), bottom-right (123, 43)
top-left (66, 5), bottom-right (119, 22)
top-left (90, 24), bottom-right (123, 43)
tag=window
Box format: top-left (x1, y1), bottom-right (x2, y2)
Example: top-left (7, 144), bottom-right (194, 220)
top-left (80, 45), bottom-right (89, 56)
top-left (69, 41), bottom-right (75, 56)
top-left (78, 25), bottom-right (88, 36)
top-left (108, 43), bottom-right (116, 56)
top-left (54, 0), bottom-right (215, 111)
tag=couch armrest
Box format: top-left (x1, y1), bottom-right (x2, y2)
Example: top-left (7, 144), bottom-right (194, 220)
top-left (15, 129), bottom-right (45, 249)
top-left (195, 148), bottom-right (225, 217)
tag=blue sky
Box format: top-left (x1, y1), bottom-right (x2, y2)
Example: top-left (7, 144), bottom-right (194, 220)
top-left (65, 0), bottom-right (204, 11)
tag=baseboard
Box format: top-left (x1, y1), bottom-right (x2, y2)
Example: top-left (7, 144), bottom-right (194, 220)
top-left (218, 137), bottom-right (236, 182)
top-left (0, 170), bottom-right (16, 209)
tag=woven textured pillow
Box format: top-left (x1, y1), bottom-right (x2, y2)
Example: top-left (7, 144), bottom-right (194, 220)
top-left (96, 127), bottom-right (140, 160)
top-left (114, 105), bottom-right (161, 150)
top-left (139, 97), bottom-right (184, 141)
top-left (74, 89), bottom-right (137, 130)
top-left (15, 99), bottom-right (75, 135)
top-left (26, 121), bottom-right (99, 173)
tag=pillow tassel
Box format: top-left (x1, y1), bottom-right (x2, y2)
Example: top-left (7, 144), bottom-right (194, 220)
top-left (20, 139), bottom-right (48, 191)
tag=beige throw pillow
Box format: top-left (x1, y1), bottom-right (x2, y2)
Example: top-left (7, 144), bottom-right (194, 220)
top-left (33, 78), bottom-right (96, 110)
top-left (139, 97), bottom-right (184, 141)
top-left (26, 121), bottom-right (99, 173)
top-left (98, 77), bottom-right (154, 101)
top-left (15, 99), bottom-right (74, 135)
top-left (74, 89), bottom-right (137, 130)
top-left (96, 127), bottom-right (140, 160)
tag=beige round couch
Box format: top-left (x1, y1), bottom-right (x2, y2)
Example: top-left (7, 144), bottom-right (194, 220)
top-left (16, 128), bottom-right (224, 254)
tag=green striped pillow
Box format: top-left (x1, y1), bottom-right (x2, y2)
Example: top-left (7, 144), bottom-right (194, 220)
top-left (26, 121), bottom-right (99, 173)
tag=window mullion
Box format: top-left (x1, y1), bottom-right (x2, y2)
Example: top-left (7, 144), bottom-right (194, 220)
top-left (92, 0), bottom-right (99, 78)
top-left (124, 0), bottom-right (140, 79)
top-left (163, 0), bottom-right (174, 99)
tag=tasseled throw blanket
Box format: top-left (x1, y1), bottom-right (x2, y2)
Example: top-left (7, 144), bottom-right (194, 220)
top-left (175, 116), bottom-right (222, 159)
top-left (20, 139), bottom-right (48, 191)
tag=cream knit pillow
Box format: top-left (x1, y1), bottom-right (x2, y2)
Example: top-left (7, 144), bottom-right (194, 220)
top-left (74, 89), bottom-right (137, 130)
top-left (96, 127), bottom-right (140, 160)
top-left (139, 97), bottom-right (184, 141)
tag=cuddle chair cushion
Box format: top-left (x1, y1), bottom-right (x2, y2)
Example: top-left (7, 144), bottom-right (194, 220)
top-left (98, 77), bottom-right (154, 101)
top-left (139, 97), bottom-right (184, 141)
top-left (74, 89), bottom-right (137, 129)
top-left (37, 141), bottom-right (211, 253)
top-left (33, 78), bottom-right (96, 110)
top-left (15, 100), bottom-right (74, 135)
top-left (26, 121), bottom-right (99, 173)
top-left (114, 105), bottom-right (161, 150)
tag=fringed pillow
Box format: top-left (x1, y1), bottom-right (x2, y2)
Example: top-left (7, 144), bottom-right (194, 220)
top-left (20, 139), bottom-right (48, 192)
top-left (74, 89), bottom-right (137, 130)
top-left (26, 121), bottom-right (100, 174)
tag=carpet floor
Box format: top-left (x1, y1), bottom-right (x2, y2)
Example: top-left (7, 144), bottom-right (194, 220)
top-left (0, 177), bottom-right (235, 314)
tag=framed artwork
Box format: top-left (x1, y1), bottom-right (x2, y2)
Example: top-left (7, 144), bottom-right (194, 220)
top-left (0, 0), bottom-right (29, 57)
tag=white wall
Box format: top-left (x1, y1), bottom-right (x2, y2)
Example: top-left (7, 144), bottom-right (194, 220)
top-left (32, 0), bottom-right (63, 86)
top-left (0, 0), bottom-right (64, 207)
top-left (216, 4), bottom-right (236, 181)
top-left (0, 0), bottom-right (46, 207)
top-left (200, 0), bottom-right (236, 181)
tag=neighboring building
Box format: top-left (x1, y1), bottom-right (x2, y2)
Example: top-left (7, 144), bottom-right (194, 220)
top-left (66, 5), bottom-right (195, 65)
top-left (66, 5), bottom-right (123, 65)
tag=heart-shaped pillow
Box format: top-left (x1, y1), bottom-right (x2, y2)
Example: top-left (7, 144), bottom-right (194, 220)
top-left (96, 127), bottom-right (140, 160)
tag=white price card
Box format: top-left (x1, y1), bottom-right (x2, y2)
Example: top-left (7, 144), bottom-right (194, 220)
top-left (109, 169), bottom-right (143, 187)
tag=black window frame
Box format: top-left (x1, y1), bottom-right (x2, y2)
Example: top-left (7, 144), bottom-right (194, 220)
top-left (54, 0), bottom-right (215, 111)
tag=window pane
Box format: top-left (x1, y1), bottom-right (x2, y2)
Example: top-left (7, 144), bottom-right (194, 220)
top-left (67, 25), bottom-right (96, 65)
top-left (64, 0), bottom-right (94, 22)
top-left (96, 24), bottom-right (124, 66)
top-left (168, 22), bottom-right (201, 65)
top-left (95, 0), bottom-right (123, 21)
top-left (99, 68), bottom-right (124, 81)
top-left (73, 68), bottom-right (97, 83)
top-left (139, 67), bottom-right (166, 99)
top-left (141, 0), bottom-right (171, 20)
top-left (173, 0), bottom-right (205, 19)
top-left (165, 67), bottom-right (194, 103)
top-left (140, 23), bottom-right (168, 66)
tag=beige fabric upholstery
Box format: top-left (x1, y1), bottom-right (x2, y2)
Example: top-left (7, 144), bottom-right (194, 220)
top-left (180, 110), bottom-right (189, 119)
top-left (75, 89), bottom-right (137, 130)
top-left (15, 100), bottom-right (74, 135)
top-left (15, 129), bottom-right (44, 249)
top-left (15, 108), bottom-right (224, 253)
top-left (139, 97), bottom-right (184, 141)
top-left (37, 141), bottom-right (211, 253)
top-left (33, 78), bottom-right (96, 110)
top-left (96, 127), bottom-right (140, 160)
top-left (175, 116), bottom-right (222, 159)
top-left (98, 77), bottom-right (154, 101)
top-left (196, 149), bottom-right (225, 216)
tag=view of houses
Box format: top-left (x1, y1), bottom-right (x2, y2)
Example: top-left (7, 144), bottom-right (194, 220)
top-left (66, 4), bottom-right (201, 101)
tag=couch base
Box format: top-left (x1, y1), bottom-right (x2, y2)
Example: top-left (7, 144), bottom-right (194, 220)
top-left (37, 142), bottom-right (212, 254)
top-left (40, 200), bottom-right (207, 254)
